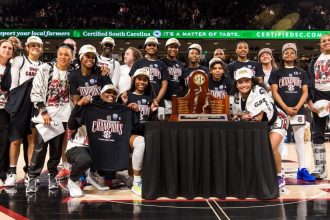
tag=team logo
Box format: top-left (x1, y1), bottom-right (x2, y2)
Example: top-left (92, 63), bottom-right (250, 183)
top-left (153, 30), bottom-right (161, 38)
top-left (288, 84), bottom-right (295, 91)
top-left (103, 130), bottom-right (112, 139)
top-left (90, 79), bottom-right (96, 84)
top-left (219, 85), bottom-right (223, 90)
top-left (294, 71), bottom-right (299, 75)
top-left (154, 64), bottom-right (158, 68)
top-left (106, 115), bottom-right (111, 121)
top-left (142, 99), bottom-right (147, 104)
top-left (289, 74), bottom-right (292, 77)
top-left (247, 65), bottom-right (252, 68)
top-left (84, 82), bottom-right (89, 87)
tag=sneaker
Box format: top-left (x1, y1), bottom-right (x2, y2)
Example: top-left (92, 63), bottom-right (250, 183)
top-left (56, 168), bottom-right (70, 180)
top-left (4, 173), bottom-right (17, 187)
top-left (86, 172), bottom-right (109, 191)
top-left (68, 179), bottom-right (83, 198)
top-left (311, 167), bottom-right (328, 180)
top-left (26, 178), bottom-right (38, 193)
top-left (131, 181), bottom-right (142, 196)
top-left (297, 168), bottom-right (316, 182)
top-left (278, 176), bottom-right (285, 188)
top-left (48, 175), bottom-right (59, 190)
top-left (116, 170), bottom-right (133, 188)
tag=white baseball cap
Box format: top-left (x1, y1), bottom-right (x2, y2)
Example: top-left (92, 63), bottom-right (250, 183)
top-left (101, 37), bottom-right (115, 46)
top-left (144, 37), bottom-right (159, 46)
top-left (209, 57), bottom-right (224, 69)
top-left (234, 67), bottom-right (253, 80)
top-left (133, 68), bottom-right (149, 78)
top-left (100, 84), bottom-right (118, 95)
top-left (25, 36), bottom-right (43, 46)
top-left (188, 43), bottom-right (202, 54)
top-left (165, 38), bottom-right (180, 47)
top-left (78, 44), bottom-right (97, 60)
top-left (282, 43), bottom-right (297, 54)
top-left (313, 100), bottom-right (330, 118)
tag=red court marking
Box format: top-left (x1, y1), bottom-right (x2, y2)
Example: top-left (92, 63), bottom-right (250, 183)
top-left (0, 205), bottom-right (29, 220)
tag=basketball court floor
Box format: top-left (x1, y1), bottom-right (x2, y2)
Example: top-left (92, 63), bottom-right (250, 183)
top-left (0, 142), bottom-right (329, 219)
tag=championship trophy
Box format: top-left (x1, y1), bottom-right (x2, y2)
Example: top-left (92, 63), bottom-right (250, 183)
top-left (170, 70), bottom-right (229, 121)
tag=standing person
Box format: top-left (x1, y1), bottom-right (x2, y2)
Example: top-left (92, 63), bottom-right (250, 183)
top-left (269, 43), bottom-right (315, 182)
top-left (26, 43), bottom-right (74, 193)
top-left (308, 34), bottom-right (330, 179)
top-left (160, 38), bottom-right (183, 116)
top-left (230, 67), bottom-right (287, 187)
top-left (120, 68), bottom-right (158, 196)
top-left (208, 57), bottom-right (232, 99)
top-left (129, 36), bottom-right (169, 120)
top-left (213, 48), bottom-right (226, 62)
top-left (97, 37), bottom-right (121, 87)
top-left (258, 48), bottom-right (277, 94)
top-left (227, 41), bottom-right (264, 82)
top-left (182, 43), bottom-right (208, 94)
top-left (5, 36), bottom-right (44, 187)
top-left (56, 38), bottom-right (79, 180)
top-left (118, 47), bottom-right (142, 94)
top-left (8, 36), bottom-right (22, 58)
top-left (0, 39), bottom-right (13, 187)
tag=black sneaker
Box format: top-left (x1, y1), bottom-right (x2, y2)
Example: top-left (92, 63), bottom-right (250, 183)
top-left (48, 175), bottom-right (58, 190)
top-left (26, 178), bottom-right (38, 194)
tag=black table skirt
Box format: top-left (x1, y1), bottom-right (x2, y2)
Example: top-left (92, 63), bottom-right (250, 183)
top-left (142, 121), bottom-right (279, 200)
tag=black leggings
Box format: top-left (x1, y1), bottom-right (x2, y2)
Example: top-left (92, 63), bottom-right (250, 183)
top-left (66, 147), bottom-right (93, 182)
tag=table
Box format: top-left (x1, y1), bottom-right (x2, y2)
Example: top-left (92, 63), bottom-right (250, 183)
top-left (142, 121), bottom-right (279, 200)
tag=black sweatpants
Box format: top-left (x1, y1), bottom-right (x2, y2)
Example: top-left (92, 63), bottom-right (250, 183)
top-left (66, 147), bottom-right (93, 182)
top-left (0, 109), bottom-right (10, 180)
top-left (29, 125), bottom-right (65, 178)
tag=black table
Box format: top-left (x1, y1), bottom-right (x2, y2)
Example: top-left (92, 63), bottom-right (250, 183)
top-left (142, 121), bottom-right (279, 200)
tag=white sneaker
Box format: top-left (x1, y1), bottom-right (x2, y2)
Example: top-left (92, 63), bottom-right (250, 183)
top-left (68, 179), bottom-right (84, 198)
top-left (4, 173), bottom-right (17, 187)
top-left (131, 181), bottom-right (142, 196)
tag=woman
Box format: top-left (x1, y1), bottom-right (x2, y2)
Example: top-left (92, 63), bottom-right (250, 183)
top-left (120, 68), bottom-right (158, 196)
top-left (258, 48), bottom-right (277, 94)
top-left (118, 47), bottom-right (142, 94)
top-left (269, 43), bottom-right (315, 182)
top-left (208, 57), bottom-right (232, 99)
top-left (227, 41), bottom-right (264, 82)
top-left (26, 43), bottom-right (73, 193)
top-left (308, 34), bottom-right (330, 179)
top-left (5, 36), bottom-right (44, 187)
top-left (230, 67), bottom-right (287, 188)
top-left (66, 84), bottom-right (118, 197)
top-left (0, 39), bottom-right (13, 187)
top-left (160, 38), bottom-right (184, 116)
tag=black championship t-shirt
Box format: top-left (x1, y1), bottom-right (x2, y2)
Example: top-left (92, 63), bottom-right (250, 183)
top-left (79, 102), bottom-right (133, 171)
top-left (127, 91), bottom-right (153, 135)
top-left (208, 76), bottom-right (233, 99)
top-left (268, 67), bottom-right (308, 114)
top-left (160, 57), bottom-right (183, 100)
top-left (129, 58), bottom-right (169, 99)
top-left (227, 60), bottom-right (265, 79)
top-left (68, 68), bottom-right (112, 96)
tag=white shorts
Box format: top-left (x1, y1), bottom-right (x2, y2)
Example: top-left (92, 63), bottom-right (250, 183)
top-left (269, 107), bottom-right (288, 138)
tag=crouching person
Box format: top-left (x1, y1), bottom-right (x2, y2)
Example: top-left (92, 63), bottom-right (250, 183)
top-left (67, 84), bottom-right (133, 197)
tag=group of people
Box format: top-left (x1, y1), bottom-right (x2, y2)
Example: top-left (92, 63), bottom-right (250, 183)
top-left (0, 33), bottom-right (329, 199)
